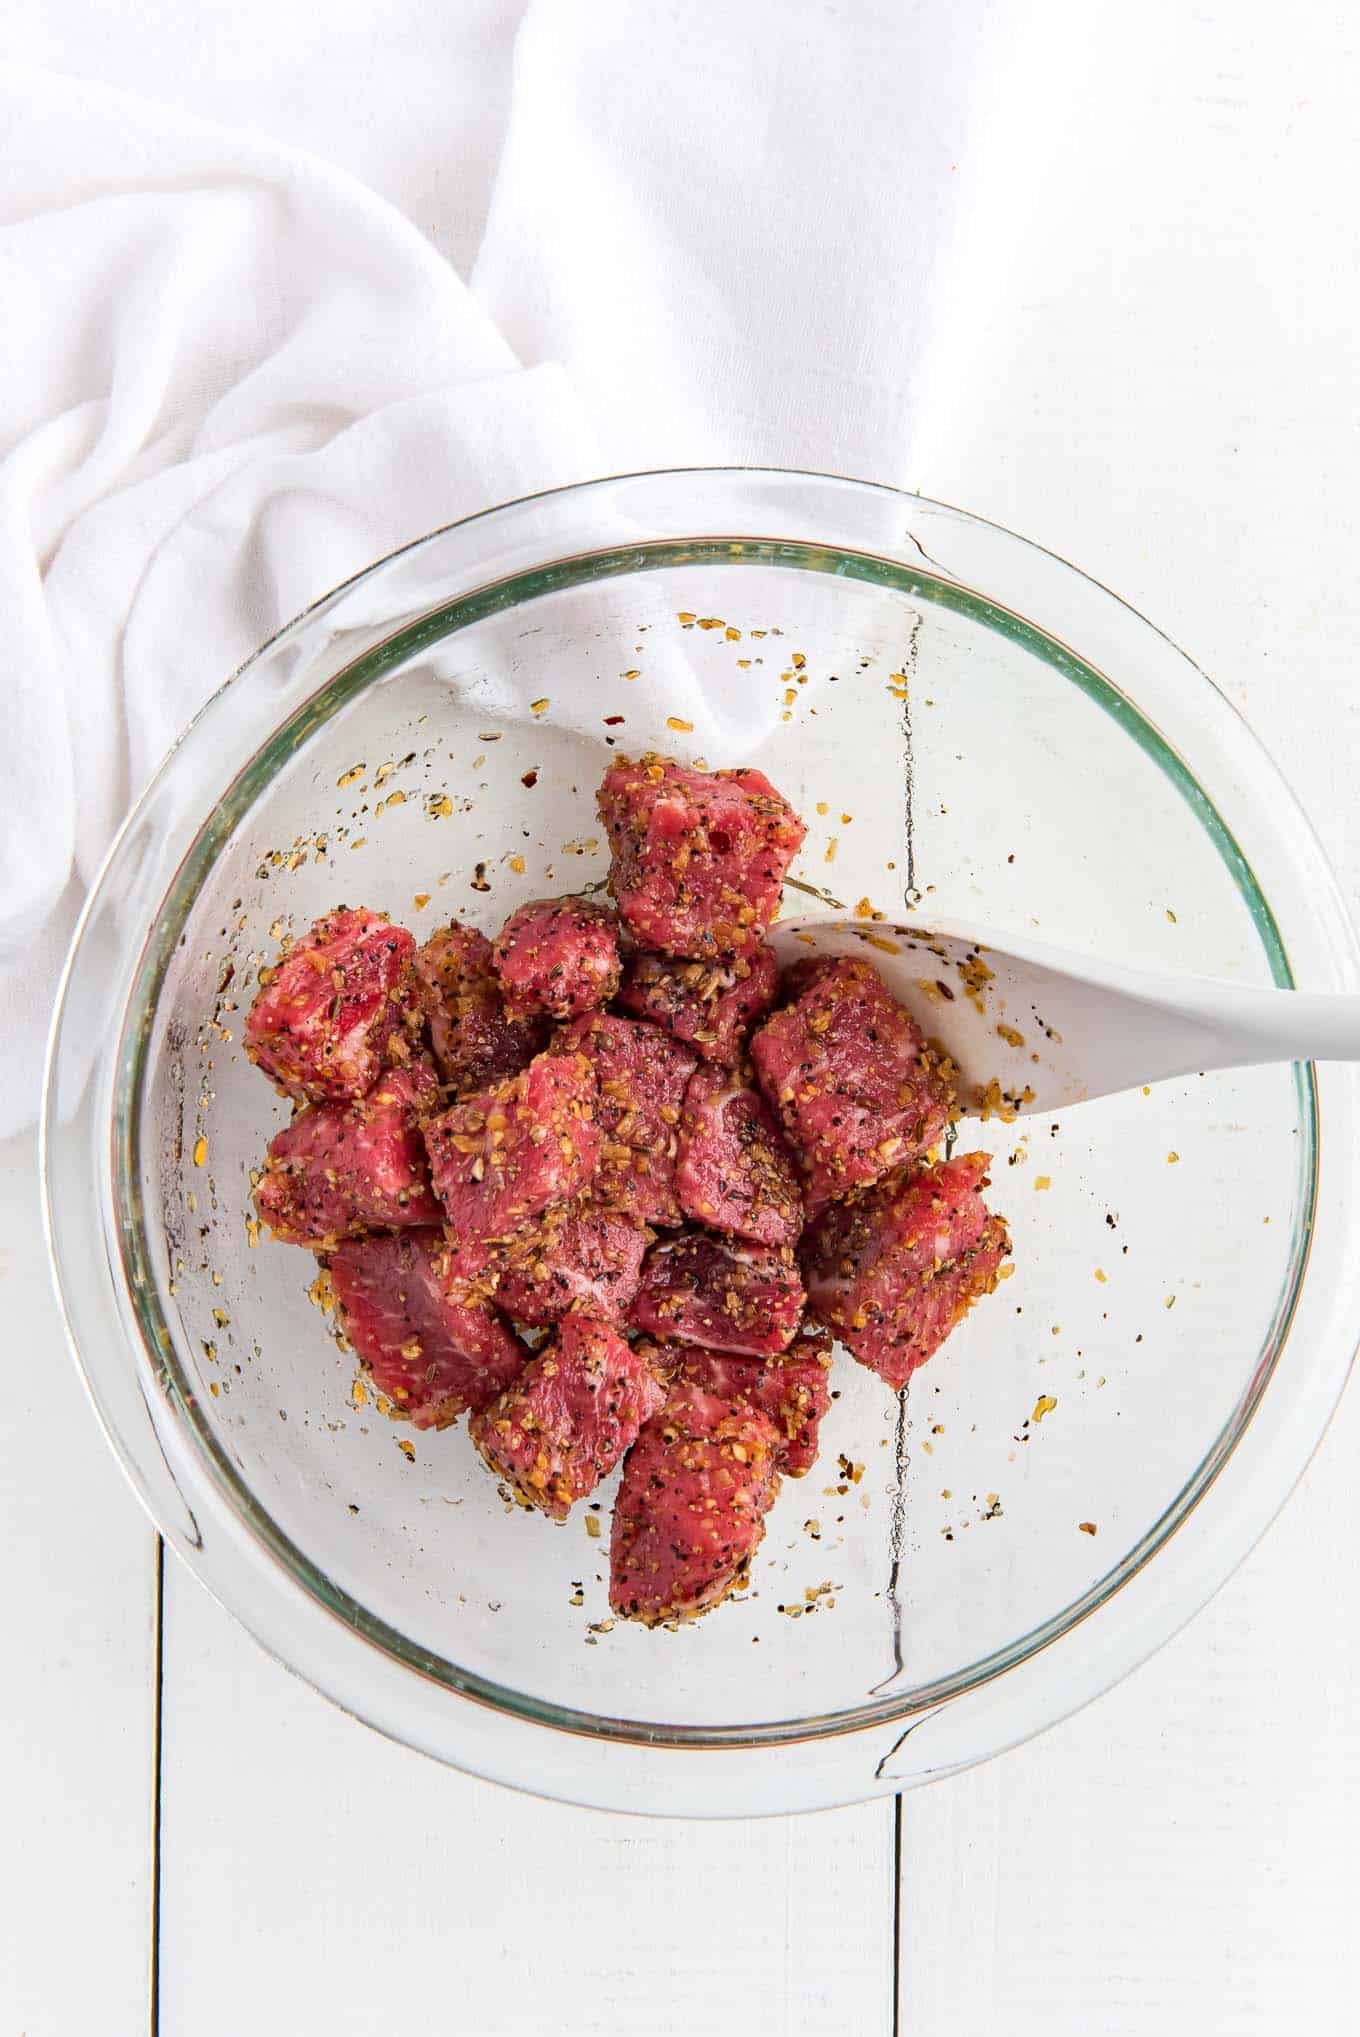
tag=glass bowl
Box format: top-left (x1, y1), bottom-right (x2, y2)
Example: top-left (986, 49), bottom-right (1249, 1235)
top-left (43, 469), bottom-right (1360, 1816)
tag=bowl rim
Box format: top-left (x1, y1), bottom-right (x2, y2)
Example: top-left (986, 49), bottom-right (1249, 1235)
top-left (42, 466), bottom-right (1360, 1812)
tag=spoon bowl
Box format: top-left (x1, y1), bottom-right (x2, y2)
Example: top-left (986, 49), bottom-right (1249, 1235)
top-left (770, 915), bottom-right (1360, 1117)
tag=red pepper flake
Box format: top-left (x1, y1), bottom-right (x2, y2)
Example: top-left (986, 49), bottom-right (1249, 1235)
top-left (521, 770), bottom-right (539, 789)
top-left (603, 715), bottom-right (626, 726)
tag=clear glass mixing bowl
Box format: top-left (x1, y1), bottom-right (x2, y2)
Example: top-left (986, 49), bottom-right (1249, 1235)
top-left (43, 470), bottom-right (1360, 1815)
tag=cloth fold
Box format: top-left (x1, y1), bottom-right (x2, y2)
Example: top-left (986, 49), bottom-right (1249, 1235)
top-left (475, 0), bottom-right (1032, 476)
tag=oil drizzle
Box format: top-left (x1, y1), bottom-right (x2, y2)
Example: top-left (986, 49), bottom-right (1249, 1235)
top-left (899, 612), bottom-right (923, 912)
top-left (783, 874), bottom-right (848, 911)
top-left (870, 614), bottom-right (926, 1694)
top-left (871, 1385), bottom-right (911, 1694)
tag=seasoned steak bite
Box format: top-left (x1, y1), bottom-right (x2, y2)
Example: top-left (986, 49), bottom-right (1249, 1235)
top-left (412, 921), bottom-right (544, 1094)
top-left (609, 1384), bottom-right (782, 1624)
top-left (243, 749), bottom-right (1024, 1630)
top-left (470, 1314), bottom-right (665, 1519)
top-left (597, 754), bottom-right (805, 960)
top-left (675, 1064), bottom-right (803, 1247)
top-left (496, 1201), bottom-right (649, 1327)
top-left (329, 1229), bottom-right (525, 1427)
top-left (673, 1332), bottom-right (833, 1477)
top-left (628, 1232), bottom-right (805, 1355)
top-left (802, 1152), bottom-right (1009, 1389)
top-left (555, 1012), bottom-right (697, 1226)
top-left (245, 907), bottom-right (417, 1103)
top-left (751, 957), bottom-right (955, 1209)
top-left (424, 1050), bottom-right (600, 1244)
top-left (616, 944), bottom-right (780, 1065)
top-left (254, 1059), bottom-right (442, 1247)
top-left (492, 896), bottom-right (622, 1020)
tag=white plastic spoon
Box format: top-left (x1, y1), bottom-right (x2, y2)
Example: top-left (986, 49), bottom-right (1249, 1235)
top-left (768, 914), bottom-right (1358, 1117)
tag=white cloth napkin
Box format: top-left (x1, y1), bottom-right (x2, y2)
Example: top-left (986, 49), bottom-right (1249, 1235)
top-left (2, 3), bottom-right (1049, 1135)
top-left (0, 63), bottom-right (598, 1136)
top-left (476, 0), bottom-right (1052, 476)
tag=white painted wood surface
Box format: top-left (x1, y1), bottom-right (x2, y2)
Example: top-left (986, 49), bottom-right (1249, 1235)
top-left (6, 2), bottom-right (1360, 2033)
top-left (158, 1569), bottom-right (895, 2037)
top-left (902, 1386), bottom-right (1360, 2035)
top-left (0, 1133), bottom-right (159, 2036)
top-left (902, 7), bottom-right (1360, 2030)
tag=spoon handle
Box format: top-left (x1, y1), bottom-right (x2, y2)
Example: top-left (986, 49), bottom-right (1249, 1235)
top-left (1157, 982), bottom-right (1360, 1071)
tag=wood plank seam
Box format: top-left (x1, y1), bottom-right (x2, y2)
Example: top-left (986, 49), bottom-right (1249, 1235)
top-left (892, 1795), bottom-right (904, 2037)
top-left (150, 1540), bottom-right (165, 2037)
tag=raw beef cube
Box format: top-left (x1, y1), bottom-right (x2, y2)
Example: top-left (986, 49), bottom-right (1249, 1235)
top-left (424, 1050), bottom-right (600, 1243)
top-left (801, 1152), bottom-right (1010, 1389)
top-left (675, 1331), bottom-right (833, 1477)
top-left (751, 957), bottom-right (955, 1208)
top-left (470, 1314), bottom-right (665, 1519)
top-left (412, 920), bottom-right (545, 1094)
top-left (773, 953), bottom-right (836, 1004)
top-left (609, 1384), bottom-right (781, 1624)
top-left (616, 944), bottom-right (780, 1065)
top-left (245, 907), bottom-right (417, 1103)
top-left (675, 1064), bottom-right (803, 1247)
top-left (438, 1231), bottom-right (506, 1305)
top-left (255, 1059), bottom-right (442, 1246)
top-left (329, 1229), bottom-right (526, 1428)
top-left (496, 1201), bottom-right (649, 1327)
top-left (492, 896), bottom-right (621, 1020)
top-left (597, 754), bottom-right (805, 960)
top-left (628, 1233), bottom-right (805, 1355)
top-left (556, 1013), bottom-right (697, 1225)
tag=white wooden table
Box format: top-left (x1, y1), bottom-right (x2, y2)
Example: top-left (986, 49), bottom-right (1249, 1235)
top-left (6, 3), bottom-right (1360, 2031)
